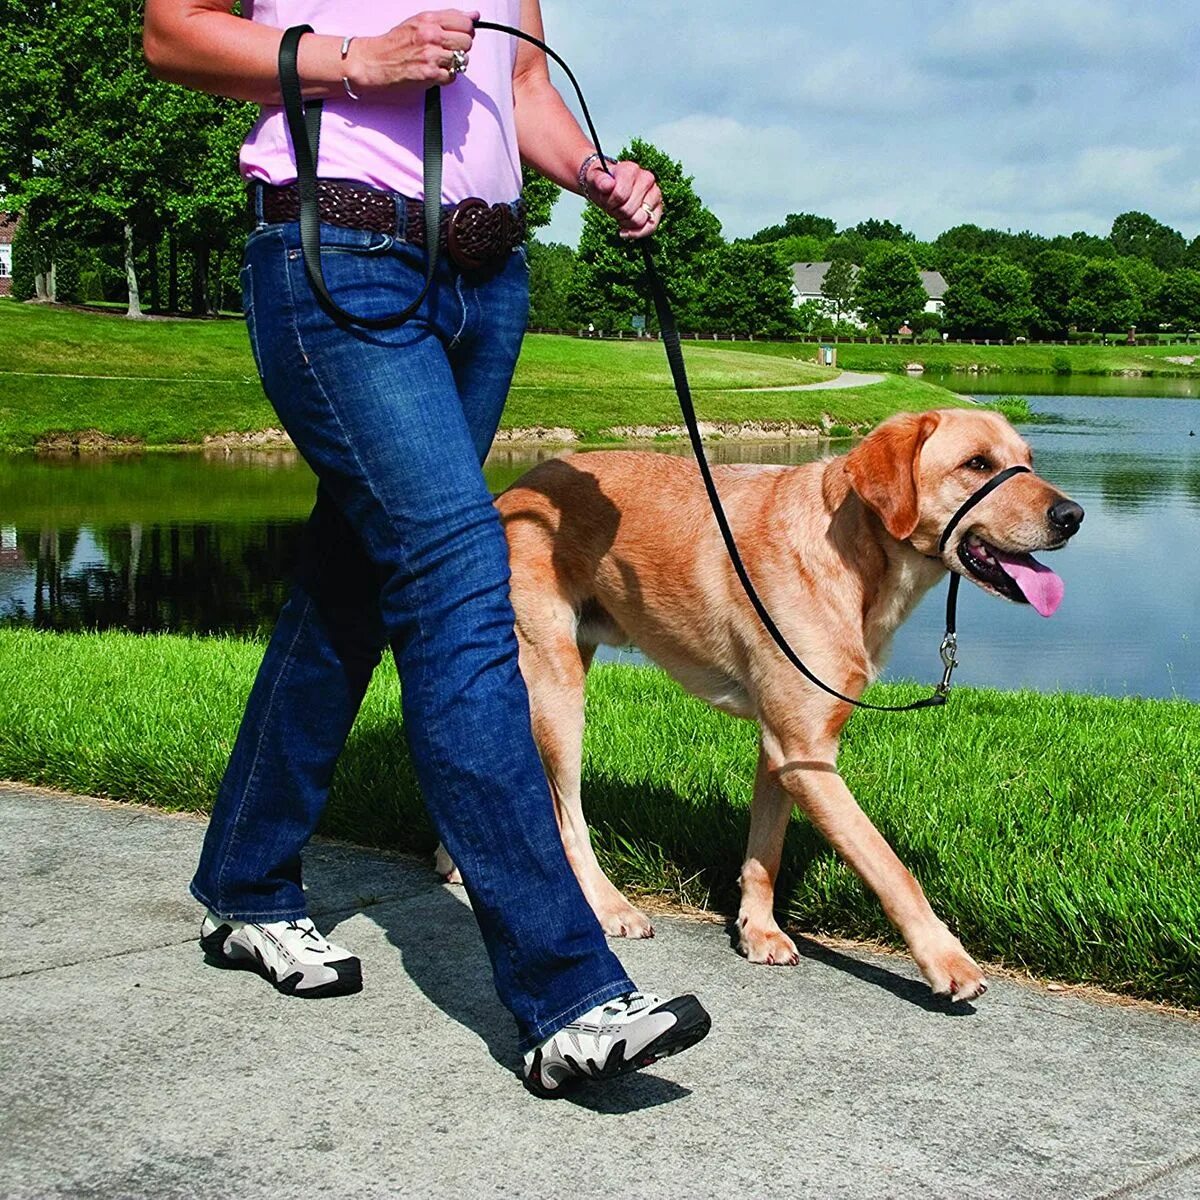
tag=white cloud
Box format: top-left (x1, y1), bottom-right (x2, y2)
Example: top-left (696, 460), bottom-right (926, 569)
top-left (535, 0), bottom-right (1200, 247)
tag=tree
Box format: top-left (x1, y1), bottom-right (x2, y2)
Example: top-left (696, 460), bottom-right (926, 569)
top-left (850, 218), bottom-right (913, 243)
top-left (1161, 269), bottom-right (1200, 331)
top-left (1187, 236), bottom-right (1200, 270)
top-left (747, 212), bottom-right (836, 245)
top-left (521, 165), bottom-right (560, 235)
top-left (1, 1), bottom-right (257, 317)
top-left (1031, 250), bottom-right (1086, 336)
top-left (820, 255), bottom-right (856, 323)
top-left (568, 138), bottom-right (722, 331)
top-left (1067, 260), bottom-right (1139, 332)
top-left (1110, 211), bottom-right (1187, 271)
top-left (1115, 256), bottom-right (1166, 328)
top-left (942, 256), bottom-right (1037, 340)
top-left (526, 239), bottom-right (576, 329)
top-left (684, 243), bottom-right (796, 335)
top-left (10, 217), bottom-right (39, 301)
top-left (767, 234), bottom-right (828, 271)
top-left (853, 245), bottom-right (928, 331)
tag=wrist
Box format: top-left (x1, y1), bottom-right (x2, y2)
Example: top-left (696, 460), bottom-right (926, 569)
top-left (342, 34), bottom-right (375, 94)
top-left (577, 152), bottom-right (616, 202)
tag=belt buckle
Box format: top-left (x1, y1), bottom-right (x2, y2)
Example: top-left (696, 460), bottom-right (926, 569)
top-left (446, 197), bottom-right (505, 271)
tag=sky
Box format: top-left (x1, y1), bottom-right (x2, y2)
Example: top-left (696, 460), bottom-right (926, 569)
top-left (533, 0), bottom-right (1200, 249)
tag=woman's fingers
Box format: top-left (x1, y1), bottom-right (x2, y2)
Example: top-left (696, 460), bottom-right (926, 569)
top-left (590, 162), bottom-right (663, 239)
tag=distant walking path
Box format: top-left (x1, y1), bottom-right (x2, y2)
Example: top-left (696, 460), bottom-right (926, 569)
top-left (741, 369), bottom-right (886, 392)
top-left (4, 781), bottom-right (1200, 1199)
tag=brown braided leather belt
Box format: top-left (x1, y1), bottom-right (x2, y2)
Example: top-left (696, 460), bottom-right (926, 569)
top-left (256, 180), bottom-right (527, 271)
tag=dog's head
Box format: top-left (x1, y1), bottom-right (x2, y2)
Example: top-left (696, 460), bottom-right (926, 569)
top-left (844, 408), bottom-right (1083, 616)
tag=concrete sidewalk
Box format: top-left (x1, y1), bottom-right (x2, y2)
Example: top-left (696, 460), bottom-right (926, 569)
top-left (2, 782), bottom-right (1199, 1200)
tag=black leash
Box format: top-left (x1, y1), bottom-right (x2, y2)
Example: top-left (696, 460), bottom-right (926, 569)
top-left (279, 25), bottom-right (443, 331)
top-left (277, 21), bottom-right (1031, 714)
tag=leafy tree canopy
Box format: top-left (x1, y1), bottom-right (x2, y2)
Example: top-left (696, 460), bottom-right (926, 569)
top-left (1110, 211), bottom-right (1187, 271)
top-left (568, 138), bottom-right (722, 331)
top-left (682, 242), bottom-right (796, 336)
top-left (849, 217), bottom-right (913, 243)
top-left (854, 244), bottom-right (927, 331)
top-left (1067, 260), bottom-right (1139, 332)
top-left (942, 256), bottom-right (1037, 340)
top-left (745, 211), bottom-right (836, 245)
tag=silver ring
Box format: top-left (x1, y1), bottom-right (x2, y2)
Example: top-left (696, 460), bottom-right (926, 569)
top-left (450, 49), bottom-right (468, 78)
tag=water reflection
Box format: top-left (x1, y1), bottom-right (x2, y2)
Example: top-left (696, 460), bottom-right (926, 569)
top-left (1, 395), bottom-right (1198, 699)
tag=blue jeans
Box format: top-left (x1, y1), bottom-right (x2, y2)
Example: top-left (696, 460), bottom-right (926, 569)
top-left (191, 203), bottom-right (634, 1050)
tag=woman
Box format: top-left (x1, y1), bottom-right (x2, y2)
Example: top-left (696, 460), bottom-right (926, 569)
top-left (142, 1), bottom-right (710, 1096)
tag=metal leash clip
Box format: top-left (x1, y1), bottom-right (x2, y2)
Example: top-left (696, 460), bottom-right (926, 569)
top-left (936, 632), bottom-right (959, 697)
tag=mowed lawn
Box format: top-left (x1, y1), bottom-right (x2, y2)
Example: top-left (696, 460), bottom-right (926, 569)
top-left (0, 302), bottom-right (964, 448)
top-left (1, 628), bottom-right (1196, 1008)
top-left (695, 336), bottom-right (1200, 378)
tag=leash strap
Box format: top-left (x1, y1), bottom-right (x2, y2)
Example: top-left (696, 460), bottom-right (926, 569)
top-left (278, 25), bottom-right (442, 330)
top-left (475, 20), bottom-right (951, 712)
top-left (278, 18), bottom-right (1020, 715)
top-left (641, 248), bottom-right (948, 713)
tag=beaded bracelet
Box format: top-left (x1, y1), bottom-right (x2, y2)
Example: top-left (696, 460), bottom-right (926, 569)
top-left (577, 152), bottom-right (617, 201)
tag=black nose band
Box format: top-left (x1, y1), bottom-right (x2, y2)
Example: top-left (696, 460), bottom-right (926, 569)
top-left (937, 465), bottom-right (1032, 556)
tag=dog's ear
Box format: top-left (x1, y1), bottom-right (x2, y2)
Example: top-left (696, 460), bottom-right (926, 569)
top-left (844, 411), bottom-right (941, 541)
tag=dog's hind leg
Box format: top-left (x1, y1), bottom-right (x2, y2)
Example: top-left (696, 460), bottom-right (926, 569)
top-left (524, 632), bottom-right (655, 940)
top-left (737, 743), bottom-right (801, 966)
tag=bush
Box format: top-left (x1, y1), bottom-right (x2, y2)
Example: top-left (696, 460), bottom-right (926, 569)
top-left (986, 396), bottom-right (1034, 423)
top-left (10, 218), bottom-right (37, 301)
top-left (53, 244), bottom-right (83, 304)
top-left (1051, 353), bottom-right (1072, 375)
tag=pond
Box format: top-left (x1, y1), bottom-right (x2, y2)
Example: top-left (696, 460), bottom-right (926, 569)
top-left (1, 392), bottom-right (1197, 701)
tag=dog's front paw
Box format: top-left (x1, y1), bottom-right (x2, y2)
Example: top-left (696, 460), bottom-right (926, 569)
top-left (737, 919), bottom-right (801, 967)
top-left (596, 900), bottom-right (655, 940)
top-left (915, 933), bottom-right (987, 1003)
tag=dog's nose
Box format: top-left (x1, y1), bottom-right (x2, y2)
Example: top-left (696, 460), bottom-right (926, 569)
top-left (1048, 499), bottom-right (1084, 537)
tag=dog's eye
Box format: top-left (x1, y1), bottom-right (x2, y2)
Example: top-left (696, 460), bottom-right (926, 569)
top-left (963, 455), bottom-right (991, 472)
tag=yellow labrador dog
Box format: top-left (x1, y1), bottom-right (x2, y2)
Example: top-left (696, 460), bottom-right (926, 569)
top-left (438, 408), bottom-right (1083, 1002)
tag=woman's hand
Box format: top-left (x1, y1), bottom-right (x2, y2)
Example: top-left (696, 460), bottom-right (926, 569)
top-left (345, 9), bottom-right (479, 93)
top-left (585, 160), bottom-right (664, 240)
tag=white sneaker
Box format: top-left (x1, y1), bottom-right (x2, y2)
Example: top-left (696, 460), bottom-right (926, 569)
top-left (200, 911), bottom-right (362, 998)
top-left (523, 991), bottom-right (711, 1097)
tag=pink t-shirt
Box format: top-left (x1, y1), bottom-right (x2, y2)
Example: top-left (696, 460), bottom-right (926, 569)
top-left (240, 1), bottom-right (522, 204)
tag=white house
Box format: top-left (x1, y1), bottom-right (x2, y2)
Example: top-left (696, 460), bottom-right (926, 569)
top-left (790, 261), bottom-right (949, 325)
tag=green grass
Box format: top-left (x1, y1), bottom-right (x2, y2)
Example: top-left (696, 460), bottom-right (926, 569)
top-left (1, 627), bottom-right (1196, 1006)
top-left (0, 302), bottom-right (966, 449)
top-left (693, 336), bottom-right (1200, 378)
top-left (982, 396), bottom-right (1036, 423)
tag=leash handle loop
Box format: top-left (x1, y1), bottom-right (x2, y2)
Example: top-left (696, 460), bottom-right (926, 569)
top-left (278, 25), bottom-right (442, 331)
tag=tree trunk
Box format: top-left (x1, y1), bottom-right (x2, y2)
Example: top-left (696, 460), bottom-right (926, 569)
top-left (191, 243), bottom-right (208, 316)
top-left (168, 227), bottom-right (179, 313)
top-left (213, 248), bottom-right (224, 314)
top-left (124, 222), bottom-right (144, 319)
top-left (148, 236), bottom-right (160, 314)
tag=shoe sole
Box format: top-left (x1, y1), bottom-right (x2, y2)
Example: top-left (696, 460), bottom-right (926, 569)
top-left (200, 923), bottom-right (363, 999)
top-left (523, 994), bottom-right (712, 1098)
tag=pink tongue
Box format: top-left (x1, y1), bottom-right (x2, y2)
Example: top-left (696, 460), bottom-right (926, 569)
top-left (991, 548), bottom-right (1064, 618)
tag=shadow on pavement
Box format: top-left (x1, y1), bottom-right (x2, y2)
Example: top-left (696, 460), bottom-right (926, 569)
top-left (333, 873), bottom-right (694, 1113)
